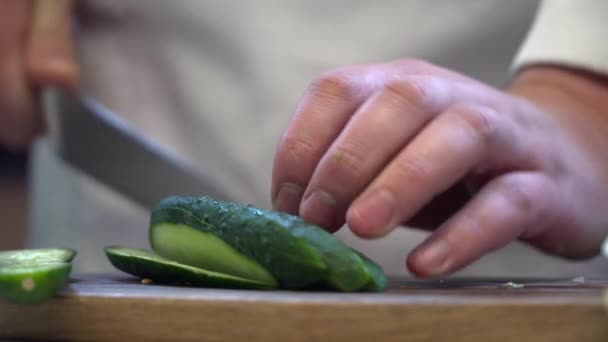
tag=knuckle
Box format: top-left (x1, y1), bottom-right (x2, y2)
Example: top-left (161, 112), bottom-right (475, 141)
top-left (393, 155), bottom-right (433, 182)
top-left (451, 104), bottom-right (497, 142)
top-left (458, 212), bottom-right (494, 250)
top-left (497, 174), bottom-right (548, 215)
top-left (308, 71), bottom-right (353, 102)
top-left (326, 144), bottom-right (367, 183)
top-left (382, 78), bottom-right (429, 108)
top-left (278, 133), bottom-right (316, 166)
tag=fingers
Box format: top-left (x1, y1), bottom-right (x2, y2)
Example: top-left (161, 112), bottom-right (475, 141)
top-left (26, 0), bottom-right (78, 89)
top-left (271, 68), bottom-right (372, 215)
top-left (0, 0), bottom-right (37, 151)
top-left (298, 77), bottom-right (478, 231)
top-left (346, 103), bottom-right (521, 238)
top-left (406, 172), bottom-right (560, 277)
top-left (271, 60), bottom-right (462, 217)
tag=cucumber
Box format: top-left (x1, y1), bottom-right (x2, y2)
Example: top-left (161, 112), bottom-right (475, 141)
top-left (285, 216), bottom-right (370, 291)
top-left (151, 197), bottom-right (327, 289)
top-left (355, 251), bottom-right (388, 291)
top-left (150, 196), bottom-right (382, 291)
top-left (144, 223), bottom-right (278, 287)
top-left (0, 249), bottom-right (75, 304)
top-left (105, 246), bottom-right (275, 289)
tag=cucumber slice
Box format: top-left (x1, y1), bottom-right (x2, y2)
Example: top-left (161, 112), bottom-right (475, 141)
top-left (0, 262), bottom-right (71, 305)
top-left (152, 197), bottom-right (329, 289)
top-left (0, 248), bottom-right (76, 304)
top-left (105, 246), bottom-right (276, 289)
top-left (355, 251), bottom-right (388, 291)
top-left (151, 223), bottom-right (278, 287)
top-left (288, 222), bottom-right (370, 292)
top-left (151, 196), bottom-right (384, 291)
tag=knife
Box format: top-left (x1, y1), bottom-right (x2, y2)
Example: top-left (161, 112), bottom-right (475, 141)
top-left (42, 88), bottom-right (233, 209)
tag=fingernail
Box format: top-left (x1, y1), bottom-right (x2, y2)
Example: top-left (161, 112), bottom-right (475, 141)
top-left (301, 190), bottom-right (337, 229)
top-left (349, 189), bottom-right (395, 236)
top-left (417, 240), bottom-right (451, 276)
top-left (273, 182), bottom-right (303, 214)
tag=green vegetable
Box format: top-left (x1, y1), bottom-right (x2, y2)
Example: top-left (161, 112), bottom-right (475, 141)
top-left (151, 223), bottom-right (278, 287)
top-left (105, 195), bottom-right (387, 292)
top-left (105, 246), bottom-right (276, 289)
top-left (356, 251), bottom-right (389, 291)
top-left (150, 196), bottom-right (386, 291)
top-left (0, 249), bottom-right (75, 304)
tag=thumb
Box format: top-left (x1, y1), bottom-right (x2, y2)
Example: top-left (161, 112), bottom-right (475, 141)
top-left (25, 0), bottom-right (79, 90)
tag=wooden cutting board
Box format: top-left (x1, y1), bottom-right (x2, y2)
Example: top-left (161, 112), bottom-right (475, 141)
top-left (1, 274), bottom-right (607, 342)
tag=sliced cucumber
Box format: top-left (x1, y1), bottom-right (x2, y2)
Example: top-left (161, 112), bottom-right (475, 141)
top-left (151, 197), bottom-right (328, 289)
top-left (0, 262), bottom-right (71, 305)
top-left (0, 248), bottom-right (75, 304)
top-left (151, 223), bottom-right (278, 287)
top-left (355, 251), bottom-right (388, 291)
top-left (150, 196), bottom-right (384, 291)
top-left (105, 246), bottom-right (276, 289)
top-left (284, 214), bottom-right (370, 291)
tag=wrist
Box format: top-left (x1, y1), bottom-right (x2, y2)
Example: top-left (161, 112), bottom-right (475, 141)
top-left (508, 65), bottom-right (608, 166)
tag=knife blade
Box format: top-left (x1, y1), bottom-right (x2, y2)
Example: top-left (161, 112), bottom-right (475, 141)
top-left (42, 88), bottom-right (233, 209)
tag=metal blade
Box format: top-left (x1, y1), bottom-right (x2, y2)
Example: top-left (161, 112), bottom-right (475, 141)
top-left (42, 88), bottom-right (233, 209)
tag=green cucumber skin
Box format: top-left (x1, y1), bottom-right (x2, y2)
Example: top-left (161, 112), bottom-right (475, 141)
top-left (151, 222), bottom-right (279, 287)
top-left (105, 247), bottom-right (275, 290)
top-left (288, 223), bottom-right (369, 291)
top-left (151, 200), bottom-right (327, 289)
top-left (152, 196), bottom-right (383, 292)
top-left (355, 251), bottom-right (388, 292)
top-left (0, 248), bottom-right (76, 304)
top-left (0, 262), bottom-right (71, 305)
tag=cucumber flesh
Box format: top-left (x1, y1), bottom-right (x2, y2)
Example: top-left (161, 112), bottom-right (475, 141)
top-left (150, 223), bottom-right (278, 287)
top-left (0, 248), bottom-right (76, 304)
top-left (151, 198), bottom-right (328, 289)
top-left (0, 248), bottom-right (76, 264)
top-left (0, 262), bottom-right (71, 305)
top-left (105, 246), bottom-right (277, 289)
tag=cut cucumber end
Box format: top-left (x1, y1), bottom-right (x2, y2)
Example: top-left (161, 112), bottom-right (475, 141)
top-left (0, 248), bottom-right (77, 264)
top-left (0, 261), bottom-right (71, 305)
top-left (150, 223), bottom-right (278, 287)
top-left (105, 246), bottom-right (278, 290)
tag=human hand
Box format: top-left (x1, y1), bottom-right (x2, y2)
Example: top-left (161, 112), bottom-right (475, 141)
top-left (272, 59), bottom-right (608, 277)
top-left (0, 0), bottom-right (78, 152)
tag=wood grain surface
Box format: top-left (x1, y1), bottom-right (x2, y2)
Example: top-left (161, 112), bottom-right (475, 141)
top-left (1, 275), bottom-right (608, 342)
